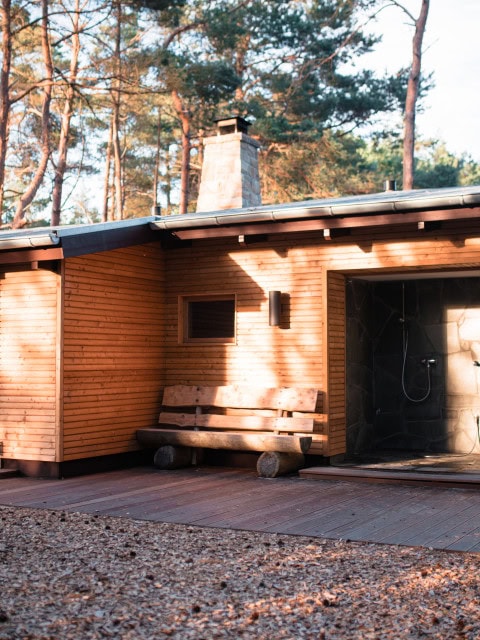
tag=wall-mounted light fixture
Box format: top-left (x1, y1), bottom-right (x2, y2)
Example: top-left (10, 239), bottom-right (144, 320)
top-left (269, 291), bottom-right (282, 326)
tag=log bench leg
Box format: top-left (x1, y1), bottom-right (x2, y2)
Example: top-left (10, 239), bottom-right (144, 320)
top-left (154, 445), bottom-right (193, 470)
top-left (256, 451), bottom-right (305, 478)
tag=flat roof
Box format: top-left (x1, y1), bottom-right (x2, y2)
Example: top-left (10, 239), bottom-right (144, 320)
top-left (0, 216), bottom-right (158, 255)
top-left (2, 185), bottom-right (480, 253)
top-left (151, 185), bottom-right (480, 232)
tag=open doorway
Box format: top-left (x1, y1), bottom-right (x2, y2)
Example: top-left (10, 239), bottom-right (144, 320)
top-left (345, 273), bottom-right (480, 473)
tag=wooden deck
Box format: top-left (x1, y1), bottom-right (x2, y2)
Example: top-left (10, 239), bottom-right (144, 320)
top-left (1, 466), bottom-right (480, 552)
top-left (299, 465), bottom-right (480, 488)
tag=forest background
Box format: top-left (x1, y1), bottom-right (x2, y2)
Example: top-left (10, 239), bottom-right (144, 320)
top-left (1, 0), bottom-right (479, 229)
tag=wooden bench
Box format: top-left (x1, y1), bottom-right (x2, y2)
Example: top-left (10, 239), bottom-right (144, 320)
top-left (136, 384), bottom-right (319, 477)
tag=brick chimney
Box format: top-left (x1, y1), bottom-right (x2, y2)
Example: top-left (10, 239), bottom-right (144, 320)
top-left (196, 116), bottom-right (261, 212)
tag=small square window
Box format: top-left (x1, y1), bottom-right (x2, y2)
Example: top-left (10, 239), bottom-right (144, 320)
top-left (181, 295), bottom-right (236, 343)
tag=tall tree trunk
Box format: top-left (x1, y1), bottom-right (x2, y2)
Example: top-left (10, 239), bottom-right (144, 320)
top-left (403, 0), bottom-right (429, 190)
top-left (111, 107), bottom-right (123, 220)
top-left (0, 0), bottom-right (12, 224)
top-left (171, 89), bottom-right (190, 214)
top-left (234, 33), bottom-right (250, 102)
top-left (165, 146), bottom-right (172, 210)
top-left (111, 0), bottom-right (123, 220)
top-left (152, 110), bottom-right (161, 213)
top-left (102, 119), bottom-right (113, 222)
top-left (12, 0), bottom-right (53, 228)
top-left (51, 0), bottom-right (81, 226)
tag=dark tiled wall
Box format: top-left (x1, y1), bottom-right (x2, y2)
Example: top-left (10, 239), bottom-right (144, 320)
top-left (346, 278), bottom-right (480, 456)
top-left (345, 279), bottom-right (375, 455)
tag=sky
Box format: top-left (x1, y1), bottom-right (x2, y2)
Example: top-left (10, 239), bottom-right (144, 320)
top-left (361, 0), bottom-right (480, 162)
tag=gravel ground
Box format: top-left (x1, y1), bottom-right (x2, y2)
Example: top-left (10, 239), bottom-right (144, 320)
top-left (0, 505), bottom-right (479, 639)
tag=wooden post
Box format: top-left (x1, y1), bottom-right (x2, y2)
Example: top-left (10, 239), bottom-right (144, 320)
top-left (153, 445), bottom-right (193, 470)
top-left (257, 451), bottom-right (305, 478)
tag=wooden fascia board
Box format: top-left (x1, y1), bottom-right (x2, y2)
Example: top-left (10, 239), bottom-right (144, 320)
top-left (168, 206), bottom-right (480, 241)
top-left (60, 225), bottom-right (159, 258)
top-left (0, 229), bottom-right (162, 263)
top-left (0, 247), bottom-right (64, 265)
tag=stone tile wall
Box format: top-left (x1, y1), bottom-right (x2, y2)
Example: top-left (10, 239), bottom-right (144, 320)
top-left (346, 278), bottom-right (480, 456)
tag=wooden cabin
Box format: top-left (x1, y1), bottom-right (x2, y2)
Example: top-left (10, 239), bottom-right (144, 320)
top-left (3, 185), bottom-right (480, 476)
top-left (0, 219), bottom-right (165, 476)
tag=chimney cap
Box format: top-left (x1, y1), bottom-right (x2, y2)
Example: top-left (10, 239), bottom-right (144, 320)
top-left (214, 115), bottom-right (251, 135)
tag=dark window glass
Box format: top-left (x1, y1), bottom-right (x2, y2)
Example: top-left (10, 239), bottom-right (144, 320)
top-left (187, 299), bottom-right (235, 340)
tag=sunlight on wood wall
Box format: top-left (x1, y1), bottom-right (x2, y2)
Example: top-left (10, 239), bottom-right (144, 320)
top-left (0, 268), bottom-right (59, 461)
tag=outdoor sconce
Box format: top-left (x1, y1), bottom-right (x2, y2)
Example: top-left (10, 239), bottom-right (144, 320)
top-left (269, 291), bottom-right (282, 326)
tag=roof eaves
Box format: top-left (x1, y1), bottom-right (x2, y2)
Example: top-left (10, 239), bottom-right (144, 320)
top-left (150, 186), bottom-right (480, 234)
top-left (0, 231), bottom-right (60, 251)
top-left (0, 216), bottom-right (159, 255)
top-left (54, 215), bottom-right (157, 239)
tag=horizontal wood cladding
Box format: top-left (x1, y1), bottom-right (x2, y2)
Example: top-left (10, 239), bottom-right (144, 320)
top-left (153, 224), bottom-right (480, 459)
top-left (62, 243), bottom-right (166, 461)
top-left (169, 226), bottom-right (480, 273)
top-left (325, 270), bottom-right (346, 457)
top-left (165, 241), bottom-right (326, 426)
top-left (0, 268), bottom-right (59, 461)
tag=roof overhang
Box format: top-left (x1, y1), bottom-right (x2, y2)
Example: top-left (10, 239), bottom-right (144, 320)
top-left (0, 232), bottom-right (60, 250)
top-left (0, 216), bottom-right (159, 264)
top-left (150, 186), bottom-right (480, 240)
top-left (2, 186), bottom-right (480, 263)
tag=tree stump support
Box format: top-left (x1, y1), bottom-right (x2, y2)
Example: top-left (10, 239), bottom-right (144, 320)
top-left (256, 451), bottom-right (305, 478)
top-left (153, 445), bottom-right (193, 470)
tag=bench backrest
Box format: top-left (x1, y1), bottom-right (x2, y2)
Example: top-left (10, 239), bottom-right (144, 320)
top-left (162, 384), bottom-right (318, 413)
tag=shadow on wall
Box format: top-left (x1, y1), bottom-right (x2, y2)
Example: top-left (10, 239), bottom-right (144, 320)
top-left (346, 277), bottom-right (480, 456)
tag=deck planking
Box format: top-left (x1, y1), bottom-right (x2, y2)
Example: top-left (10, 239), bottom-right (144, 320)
top-left (267, 483), bottom-right (402, 535)
top-left (204, 482), bottom-right (383, 532)
top-left (82, 470), bottom-right (257, 520)
top-left (1, 466), bottom-right (480, 552)
top-left (340, 488), bottom-right (475, 546)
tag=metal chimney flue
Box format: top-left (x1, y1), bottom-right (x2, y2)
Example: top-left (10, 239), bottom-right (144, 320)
top-left (216, 115), bottom-right (250, 136)
top-left (384, 179), bottom-right (397, 192)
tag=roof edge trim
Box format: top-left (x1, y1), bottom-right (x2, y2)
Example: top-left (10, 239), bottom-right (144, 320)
top-left (150, 187), bottom-right (480, 233)
top-left (0, 233), bottom-right (60, 250)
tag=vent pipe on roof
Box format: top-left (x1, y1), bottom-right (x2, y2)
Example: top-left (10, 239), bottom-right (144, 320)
top-left (384, 179), bottom-right (397, 192)
top-left (196, 116), bottom-right (261, 212)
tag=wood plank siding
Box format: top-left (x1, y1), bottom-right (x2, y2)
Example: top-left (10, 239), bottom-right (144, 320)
top-left (62, 243), bottom-right (165, 461)
top-left (164, 219), bottom-right (480, 458)
top-left (165, 239), bottom-right (324, 387)
top-left (0, 265), bottom-right (60, 461)
top-left (5, 213), bottom-right (480, 469)
top-left (164, 237), bottom-right (328, 453)
top-left (325, 271), bottom-right (346, 457)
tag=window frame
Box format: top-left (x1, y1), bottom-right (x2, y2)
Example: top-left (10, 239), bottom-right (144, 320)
top-left (179, 294), bottom-right (237, 345)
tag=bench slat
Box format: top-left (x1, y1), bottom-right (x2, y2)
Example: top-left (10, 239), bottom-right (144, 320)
top-left (158, 412), bottom-right (314, 433)
top-left (162, 385), bottom-right (318, 412)
top-left (137, 428), bottom-right (312, 454)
